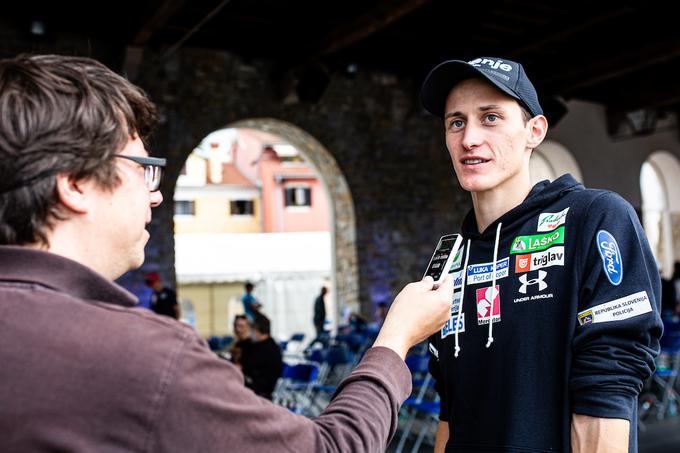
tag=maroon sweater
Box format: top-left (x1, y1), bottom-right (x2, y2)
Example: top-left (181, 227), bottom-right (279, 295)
top-left (0, 247), bottom-right (411, 452)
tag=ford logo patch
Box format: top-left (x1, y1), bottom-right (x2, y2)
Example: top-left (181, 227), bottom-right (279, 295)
top-left (596, 230), bottom-right (622, 285)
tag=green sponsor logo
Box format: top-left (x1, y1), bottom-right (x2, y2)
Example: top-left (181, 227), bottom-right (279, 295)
top-left (510, 226), bottom-right (565, 254)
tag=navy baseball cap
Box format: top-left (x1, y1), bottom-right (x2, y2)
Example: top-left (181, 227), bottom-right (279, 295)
top-left (420, 57), bottom-right (543, 118)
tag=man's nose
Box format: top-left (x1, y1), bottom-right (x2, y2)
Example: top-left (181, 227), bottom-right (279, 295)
top-left (461, 122), bottom-right (483, 149)
top-left (150, 190), bottom-right (163, 207)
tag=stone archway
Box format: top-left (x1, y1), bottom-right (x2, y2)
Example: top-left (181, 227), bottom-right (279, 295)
top-left (228, 117), bottom-right (359, 317)
top-left (641, 150), bottom-right (680, 278)
top-left (531, 140), bottom-right (583, 184)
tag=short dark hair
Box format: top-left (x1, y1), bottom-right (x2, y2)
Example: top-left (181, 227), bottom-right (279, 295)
top-left (252, 314), bottom-right (271, 336)
top-left (245, 282), bottom-right (254, 291)
top-left (234, 314), bottom-right (248, 323)
top-left (0, 54), bottom-right (158, 246)
top-left (519, 106), bottom-right (532, 124)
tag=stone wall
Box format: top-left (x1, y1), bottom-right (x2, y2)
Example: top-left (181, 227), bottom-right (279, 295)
top-left (134, 47), bottom-right (470, 317)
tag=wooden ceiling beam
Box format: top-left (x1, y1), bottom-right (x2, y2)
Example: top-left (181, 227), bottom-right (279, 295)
top-left (539, 38), bottom-right (680, 94)
top-left (131, 0), bottom-right (188, 46)
top-left (314, 0), bottom-right (431, 58)
top-left (505, 7), bottom-right (632, 59)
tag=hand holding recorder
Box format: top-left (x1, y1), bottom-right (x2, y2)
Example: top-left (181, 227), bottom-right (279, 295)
top-left (373, 234), bottom-right (462, 359)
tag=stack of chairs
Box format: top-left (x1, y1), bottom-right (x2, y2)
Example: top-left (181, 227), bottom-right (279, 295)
top-left (272, 325), bottom-right (380, 416)
top-left (393, 345), bottom-right (440, 453)
top-left (272, 361), bottom-right (321, 415)
top-left (207, 335), bottom-right (233, 352)
top-left (639, 318), bottom-right (680, 428)
top-left (305, 346), bottom-right (355, 415)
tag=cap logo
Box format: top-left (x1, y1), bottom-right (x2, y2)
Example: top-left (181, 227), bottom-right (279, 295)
top-left (468, 58), bottom-right (513, 72)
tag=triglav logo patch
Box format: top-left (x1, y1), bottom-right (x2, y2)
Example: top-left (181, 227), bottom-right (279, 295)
top-left (596, 230), bottom-right (622, 285)
top-left (515, 247), bottom-right (565, 273)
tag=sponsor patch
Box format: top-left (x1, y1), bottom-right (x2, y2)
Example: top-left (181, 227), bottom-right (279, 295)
top-left (537, 207), bottom-right (570, 232)
top-left (448, 245), bottom-right (465, 272)
top-left (518, 270), bottom-right (548, 294)
top-left (515, 247), bottom-right (565, 273)
top-left (441, 313), bottom-right (466, 338)
top-left (596, 230), bottom-right (623, 285)
top-left (429, 342), bottom-right (439, 359)
top-left (578, 310), bottom-right (594, 325)
top-left (451, 292), bottom-right (462, 313)
top-left (466, 257), bottom-right (510, 285)
top-left (476, 286), bottom-right (500, 325)
top-left (449, 270), bottom-right (464, 290)
top-left (511, 227), bottom-right (565, 254)
top-left (577, 291), bottom-right (651, 325)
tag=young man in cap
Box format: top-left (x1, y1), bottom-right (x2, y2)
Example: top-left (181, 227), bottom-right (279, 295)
top-left (0, 54), bottom-right (454, 452)
top-left (420, 57), bottom-right (662, 452)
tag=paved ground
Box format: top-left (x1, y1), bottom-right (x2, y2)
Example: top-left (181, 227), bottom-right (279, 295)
top-left (387, 415), bottom-right (680, 452)
top-left (640, 416), bottom-right (680, 453)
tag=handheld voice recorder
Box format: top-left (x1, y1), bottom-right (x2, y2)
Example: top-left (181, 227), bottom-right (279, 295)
top-left (423, 234), bottom-right (463, 286)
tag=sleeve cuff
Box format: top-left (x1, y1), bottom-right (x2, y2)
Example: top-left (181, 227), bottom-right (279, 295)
top-left (572, 391), bottom-right (636, 421)
top-left (348, 346), bottom-right (412, 403)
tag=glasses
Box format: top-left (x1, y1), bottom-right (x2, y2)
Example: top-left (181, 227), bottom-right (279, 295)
top-left (114, 154), bottom-right (166, 192)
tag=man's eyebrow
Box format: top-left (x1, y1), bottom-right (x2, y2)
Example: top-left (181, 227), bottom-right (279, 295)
top-left (479, 104), bottom-right (504, 112)
top-left (444, 104), bottom-right (505, 119)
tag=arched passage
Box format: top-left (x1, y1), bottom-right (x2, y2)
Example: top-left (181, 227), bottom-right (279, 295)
top-left (641, 150), bottom-right (680, 278)
top-left (176, 118), bottom-right (359, 335)
top-left (530, 140), bottom-right (583, 184)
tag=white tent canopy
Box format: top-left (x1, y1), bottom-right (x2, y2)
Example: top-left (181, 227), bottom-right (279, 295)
top-left (175, 232), bottom-right (331, 284)
top-left (175, 232), bottom-right (333, 341)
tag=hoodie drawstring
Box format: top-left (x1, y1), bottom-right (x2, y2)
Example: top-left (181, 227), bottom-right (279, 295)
top-left (486, 222), bottom-right (503, 348)
top-left (454, 239), bottom-right (471, 358)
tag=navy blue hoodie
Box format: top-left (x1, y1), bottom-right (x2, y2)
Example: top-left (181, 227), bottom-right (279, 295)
top-left (428, 174), bottom-right (663, 452)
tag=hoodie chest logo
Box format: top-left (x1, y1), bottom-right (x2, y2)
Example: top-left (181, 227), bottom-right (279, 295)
top-left (537, 207), bottom-right (570, 232)
top-left (511, 227), bottom-right (565, 254)
top-left (518, 270), bottom-right (548, 294)
top-left (514, 246), bottom-right (565, 273)
top-left (466, 257), bottom-right (509, 285)
top-left (476, 286), bottom-right (501, 325)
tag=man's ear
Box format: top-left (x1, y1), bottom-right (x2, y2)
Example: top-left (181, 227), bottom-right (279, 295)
top-left (526, 114), bottom-right (549, 149)
top-left (55, 173), bottom-right (91, 214)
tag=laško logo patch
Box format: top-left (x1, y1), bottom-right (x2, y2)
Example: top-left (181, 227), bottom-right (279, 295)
top-left (510, 227), bottom-right (565, 254)
top-left (476, 286), bottom-right (500, 325)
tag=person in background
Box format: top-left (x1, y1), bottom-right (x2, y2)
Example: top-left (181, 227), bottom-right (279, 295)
top-left (144, 272), bottom-right (179, 320)
top-left (240, 314), bottom-right (283, 400)
top-left (313, 286), bottom-right (328, 338)
top-left (241, 281), bottom-right (261, 321)
top-left (374, 302), bottom-right (388, 328)
top-left (661, 268), bottom-right (677, 319)
top-left (230, 314), bottom-right (252, 365)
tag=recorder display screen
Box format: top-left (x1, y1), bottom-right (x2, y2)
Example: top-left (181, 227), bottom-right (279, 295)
top-left (425, 238), bottom-right (455, 280)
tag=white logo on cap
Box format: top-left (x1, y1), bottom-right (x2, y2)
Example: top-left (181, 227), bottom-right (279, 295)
top-left (468, 58), bottom-right (513, 72)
